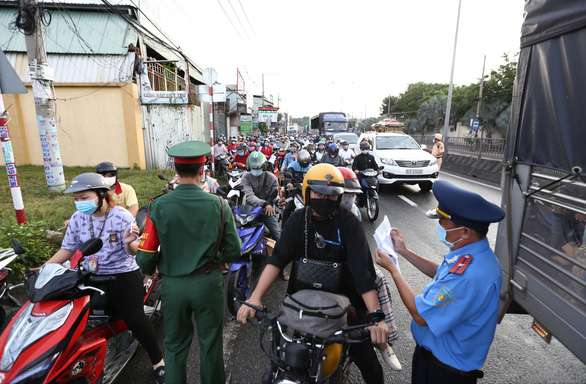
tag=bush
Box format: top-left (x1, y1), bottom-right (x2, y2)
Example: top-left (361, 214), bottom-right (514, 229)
top-left (0, 221), bottom-right (62, 282)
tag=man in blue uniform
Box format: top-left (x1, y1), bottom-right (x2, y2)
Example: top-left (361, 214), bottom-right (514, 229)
top-left (375, 180), bottom-right (505, 383)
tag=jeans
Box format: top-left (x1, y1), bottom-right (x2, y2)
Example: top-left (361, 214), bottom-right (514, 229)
top-left (259, 213), bottom-right (281, 241)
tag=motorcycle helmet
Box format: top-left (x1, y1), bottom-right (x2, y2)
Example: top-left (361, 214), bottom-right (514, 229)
top-left (341, 140), bottom-right (349, 148)
top-left (249, 141), bottom-right (257, 151)
top-left (247, 151), bottom-right (267, 171)
top-left (237, 143), bottom-right (247, 153)
top-left (328, 143), bottom-right (339, 157)
top-left (298, 150), bottom-right (311, 168)
top-left (359, 141), bottom-right (371, 151)
top-left (337, 167), bottom-right (362, 194)
top-left (96, 161), bottom-right (117, 175)
top-left (302, 164), bottom-right (344, 205)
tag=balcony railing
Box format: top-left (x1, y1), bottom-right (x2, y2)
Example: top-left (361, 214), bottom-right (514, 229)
top-left (144, 61), bottom-right (198, 105)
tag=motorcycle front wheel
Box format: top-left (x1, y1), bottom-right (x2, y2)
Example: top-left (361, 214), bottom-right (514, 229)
top-left (367, 196), bottom-right (379, 222)
top-left (226, 266), bottom-right (249, 317)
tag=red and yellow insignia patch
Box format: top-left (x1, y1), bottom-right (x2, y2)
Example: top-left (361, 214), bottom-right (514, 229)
top-left (433, 286), bottom-right (455, 306)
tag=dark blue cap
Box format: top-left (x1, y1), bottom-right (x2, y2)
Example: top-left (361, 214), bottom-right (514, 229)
top-left (430, 180), bottom-right (505, 231)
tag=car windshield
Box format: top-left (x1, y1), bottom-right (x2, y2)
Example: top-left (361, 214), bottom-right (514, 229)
top-left (376, 136), bottom-right (420, 150)
top-left (336, 134), bottom-right (358, 144)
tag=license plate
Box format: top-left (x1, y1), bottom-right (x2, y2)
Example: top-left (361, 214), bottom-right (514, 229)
top-left (406, 169), bottom-right (423, 174)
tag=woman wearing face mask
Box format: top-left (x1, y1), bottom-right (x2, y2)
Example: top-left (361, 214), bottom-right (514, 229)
top-left (315, 142), bottom-right (326, 162)
top-left (237, 164), bottom-right (389, 384)
top-left (46, 173), bottom-right (165, 383)
top-left (280, 142), bottom-right (299, 172)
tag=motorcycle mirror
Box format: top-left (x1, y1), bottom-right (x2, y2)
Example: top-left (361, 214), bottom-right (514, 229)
top-left (377, 166), bottom-right (384, 171)
top-left (80, 238), bottom-right (103, 257)
top-left (158, 173), bottom-right (167, 181)
top-left (364, 309), bottom-right (385, 324)
top-left (283, 172), bottom-right (293, 179)
top-left (11, 239), bottom-right (26, 255)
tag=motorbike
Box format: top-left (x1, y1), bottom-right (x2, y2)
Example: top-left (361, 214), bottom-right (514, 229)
top-left (226, 189), bottom-right (278, 317)
top-left (215, 153), bottom-right (231, 177)
top-left (0, 238), bottom-right (162, 384)
top-left (282, 172), bottom-right (305, 224)
top-left (238, 299), bottom-right (385, 384)
top-left (223, 169), bottom-right (246, 207)
top-left (358, 167), bottom-right (383, 222)
top-left (0, 248), bottom-right (22, 329)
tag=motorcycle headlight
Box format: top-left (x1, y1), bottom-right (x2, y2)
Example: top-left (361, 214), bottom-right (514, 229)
top-left (380, 158), bottom-right (398, 166)
top-left (1, 302), bottom-right (72, 371)
top-left (10, 352), bottom-right (59, 384)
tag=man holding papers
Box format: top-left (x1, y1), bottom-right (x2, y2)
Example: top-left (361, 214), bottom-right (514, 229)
top-left (375, 180), bottom-right (505, 384)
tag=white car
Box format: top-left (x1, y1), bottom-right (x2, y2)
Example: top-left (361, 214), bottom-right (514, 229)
top-left (357, 132), bottom-right (439, 191)
top-left (332, 132), bottom-right (359, 151)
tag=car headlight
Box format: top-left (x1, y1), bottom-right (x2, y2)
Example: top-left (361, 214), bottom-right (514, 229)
top-left (380, 158), bottom-right (398, 166)
top-left (429, 158), bottom-right (438, 166)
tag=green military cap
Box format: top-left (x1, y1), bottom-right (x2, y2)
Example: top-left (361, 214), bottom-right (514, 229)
top-left (168, 141), bottom-right (211, 164)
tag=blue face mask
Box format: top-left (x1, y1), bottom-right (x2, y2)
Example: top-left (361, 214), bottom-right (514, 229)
top-left (436, 223), bottom-right (464, 248)
top-left (237, 151), bottom-right (244, 156)
top-left (251, 169), bottom-right (263, 177)
top-left (75, 198), bottom-right (98, 215)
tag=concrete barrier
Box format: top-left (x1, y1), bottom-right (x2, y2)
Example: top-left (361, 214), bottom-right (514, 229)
top-left (440, 153), bottom-right (503, 187)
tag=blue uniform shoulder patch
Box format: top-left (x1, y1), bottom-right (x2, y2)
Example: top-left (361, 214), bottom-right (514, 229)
top-left (433, 286), bottom-right (455, 306)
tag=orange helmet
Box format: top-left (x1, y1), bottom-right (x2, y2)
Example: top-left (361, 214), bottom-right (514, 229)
top-left (302, 164), bottom-right (345, 205)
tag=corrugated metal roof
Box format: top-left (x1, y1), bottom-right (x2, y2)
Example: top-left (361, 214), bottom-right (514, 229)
top-left (5, 51), bottom-right (135, 83)
top-left (0, 7), bottom-right (138, 54)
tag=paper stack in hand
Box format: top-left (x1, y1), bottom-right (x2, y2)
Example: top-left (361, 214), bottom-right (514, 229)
top-left (373, 215), bottom-right (401, 274)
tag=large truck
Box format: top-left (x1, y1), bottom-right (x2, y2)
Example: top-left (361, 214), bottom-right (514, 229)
top-left (310, 112), bottom-right (348, 137)
top-left (496, 0), bottom-right (586, 364)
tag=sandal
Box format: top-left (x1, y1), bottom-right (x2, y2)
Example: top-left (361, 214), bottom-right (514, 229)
top-left (280, 270), bottom-right (290, 281)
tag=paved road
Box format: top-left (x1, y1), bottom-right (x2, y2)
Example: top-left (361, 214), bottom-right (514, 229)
top-left (119, 172), bottom-right (586, 383)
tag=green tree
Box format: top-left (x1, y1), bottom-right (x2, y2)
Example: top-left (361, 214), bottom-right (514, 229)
top-left (482, 53), bottom-right (517, 104)
top-left (356, 117), bottom-right (379, 133)
top-left (391, 82), bottom-right (449, 118)
top-left (380, 95), bottom-right (398, 116)
top-left (418, 95), bottom-right (448, 132)
top-left (258, 122), bottom-right (268, 133)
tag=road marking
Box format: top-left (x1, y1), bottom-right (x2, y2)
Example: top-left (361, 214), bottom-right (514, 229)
top-left (398, 195), bottom-right (418, 207)
top-left (440, 172), bottom-right (502, 191)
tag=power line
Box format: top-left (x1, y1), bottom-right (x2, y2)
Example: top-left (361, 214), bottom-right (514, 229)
top-left (216, 0), bottom-right (247, 46)
top-left (227, 0), bottom-right (253, 45)
top-left (237, 0), bottom-right (258, 43)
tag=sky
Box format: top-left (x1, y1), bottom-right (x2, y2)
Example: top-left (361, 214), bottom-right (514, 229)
top-left (138, 0), bottom-right (526, 119)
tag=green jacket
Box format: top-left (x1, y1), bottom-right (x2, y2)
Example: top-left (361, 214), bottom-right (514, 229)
top-left (136, 184), bottom-right (241, 276)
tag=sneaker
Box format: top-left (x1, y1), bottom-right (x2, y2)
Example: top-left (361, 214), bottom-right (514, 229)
top-left (377, 345), bottom-right (402, 371)
top-left (154, 365), bottom-right (165, 384)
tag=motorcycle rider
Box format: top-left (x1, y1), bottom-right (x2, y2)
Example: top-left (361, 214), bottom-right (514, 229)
top-left (282, 150), bottom-right (313, 223)
top-left (213, 137), bottom-right (228, 173)
top-left (261, 139), bottom-right (274, 172)
top-left (46, 173), bottom-right (165, 383)
top-left (320, 143), bottom-right (344, 167)
top-left (232, 142), bottom-right (249, 170)
top-left (339, 140), bottom-right (355, 165)
top-left (227, 137), bottom-right (238, 153)
top-left (241, 152), bottom-right (289, 280)
top-left (315, 141), bottom-right (326, 162)
top-left (237, 164), bottom-right (389, 384)
top-left (96, 161), bottom-right (139, 217)
top-left (281, 141), bottom-right (299, 172)
top-left (353, 141), bottom-right (381, 207)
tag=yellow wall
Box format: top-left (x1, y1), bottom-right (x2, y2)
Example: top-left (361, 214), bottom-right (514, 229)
top-left (1, 83), bottom-right (145, 169)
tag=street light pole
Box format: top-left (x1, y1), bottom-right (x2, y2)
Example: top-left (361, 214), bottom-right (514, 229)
top-left (442, 0), bottom-right (462, 144)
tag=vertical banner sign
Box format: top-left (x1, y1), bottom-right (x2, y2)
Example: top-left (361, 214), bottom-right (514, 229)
top-left (37, 114), bottom-right (65, 189)
top-left (0, 115), bottom-right (27, 224)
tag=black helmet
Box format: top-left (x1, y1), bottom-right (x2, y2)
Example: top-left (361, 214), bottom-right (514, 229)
top-left (328, 143), bottom-right (339, 157)
top-left (341, 140), bottom-right (349, 146)
top-left (237, 143), bottom-right (247, 152)
top-left (298, 150), bottom-right (311, 168)
top-left (96, 162), bottom-right (117, 174)
top-left (64, 173), bottom-right (110, 194)
top-left (359, 141), bottom-right (370, 150)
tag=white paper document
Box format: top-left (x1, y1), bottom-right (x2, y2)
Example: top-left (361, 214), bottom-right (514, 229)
top-left (373, 215), bottom-right (401, 274)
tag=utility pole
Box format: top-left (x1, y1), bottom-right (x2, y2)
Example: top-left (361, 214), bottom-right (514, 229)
top-left (19, 0), bottom-right (65, 191)
top-left (442, 0), bottom-right (462, 145)
top-left (473, 55), bottom-right (487, 155)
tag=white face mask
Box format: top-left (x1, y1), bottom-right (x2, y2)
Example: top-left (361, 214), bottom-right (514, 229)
top-left (104, 176), bottom-right (116, 187)
top-left (340, 193), bottom-right (356, 211)
top-left (361, 150), bottom-right (368, 155)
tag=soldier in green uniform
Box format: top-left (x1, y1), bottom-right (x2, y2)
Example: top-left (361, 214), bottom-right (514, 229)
top-left (136, 141), bottom-right (242, 384)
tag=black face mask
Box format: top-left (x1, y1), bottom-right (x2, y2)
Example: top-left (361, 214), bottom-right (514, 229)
top-left (310, 197), bottom-right (337, 218)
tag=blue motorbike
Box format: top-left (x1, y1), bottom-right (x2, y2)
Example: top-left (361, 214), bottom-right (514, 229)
top-left (226, 205), bottom-right (270, 316)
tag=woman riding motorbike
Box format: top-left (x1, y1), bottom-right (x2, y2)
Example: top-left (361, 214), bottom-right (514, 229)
top-left (237, 164), bottom-right (389, 384)
top-left (45, 173), bottom-right (165, 383)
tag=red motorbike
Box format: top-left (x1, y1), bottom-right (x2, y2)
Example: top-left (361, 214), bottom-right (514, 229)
top-left (0, 238), bottom-right (162, 384)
